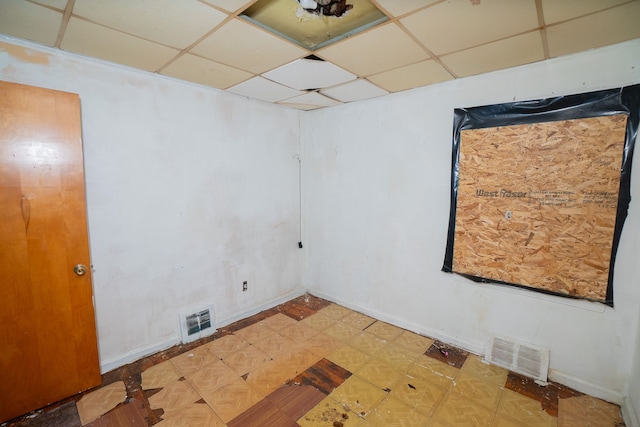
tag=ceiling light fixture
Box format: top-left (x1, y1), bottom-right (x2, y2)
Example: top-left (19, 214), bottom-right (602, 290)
top-left (295, 0), bottom-right (353, 17)
top-left (240, 0), bottom-right (387, 51)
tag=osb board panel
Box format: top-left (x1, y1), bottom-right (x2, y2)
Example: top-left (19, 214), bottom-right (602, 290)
top-left (451, 114), bottom-right (628, 301)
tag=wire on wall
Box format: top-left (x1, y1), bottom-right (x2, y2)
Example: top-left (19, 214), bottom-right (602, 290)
top-left (294, 154), bottom-right (303, 248)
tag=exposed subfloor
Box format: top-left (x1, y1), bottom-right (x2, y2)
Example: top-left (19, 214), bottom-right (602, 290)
top-left (2, 294), bottom-right (625, 427)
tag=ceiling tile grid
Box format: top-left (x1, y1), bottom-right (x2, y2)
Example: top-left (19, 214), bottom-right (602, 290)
top-left (317, 22), bottom-right (431, 76)
top-left (71, 0), bottom-right (229, 50)
top-left (400, 0), bottom-right (540, 56)
top-left (228, 76), bottom-right (304, 103)
top-left (440, 31), bottom-right (546, 78)
top-left (1, 0), bottom-right (639, 109)
top-left (0, 0), bottom-right (62, 46)
top-left (61, 17), bottom-right (180, 72)
top-left (190, 18), bottom-right (308, 74)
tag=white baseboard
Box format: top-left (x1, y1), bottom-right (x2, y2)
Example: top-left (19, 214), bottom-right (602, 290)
top-left (307, 287), bottom-right (626, 405)
top-left (548, 370), bottom-right (624, 405)
top-left (215, 287), bottom-right (307, 330)
top-left (623, 396), bottom-right (640, 427)
top-left (99, 287), bottom-right (307, 374)
top-left (307, 287), bottom-right (486, 355)
top-left (100, 337), bottom-right (181, 374)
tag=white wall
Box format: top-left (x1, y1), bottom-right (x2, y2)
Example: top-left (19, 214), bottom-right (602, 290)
top-left (302, 39), bottom-right (640, 404)
top-left (0, 36), bottom-right (304, 372)
top-left (627, 304), bottom-right (640, 427)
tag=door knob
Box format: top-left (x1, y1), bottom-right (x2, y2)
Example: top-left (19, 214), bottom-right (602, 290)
top-left (74, 264), bottom-right (88, 276)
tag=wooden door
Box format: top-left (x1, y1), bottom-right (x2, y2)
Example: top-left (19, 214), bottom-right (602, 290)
top-left (0, 81), bottom-right (100, 422)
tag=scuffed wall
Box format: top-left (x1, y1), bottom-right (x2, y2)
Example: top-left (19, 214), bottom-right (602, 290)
top-left (0, 37), bottom-right (303, 371)
top-left (301, 39), bottom-right (640, 403)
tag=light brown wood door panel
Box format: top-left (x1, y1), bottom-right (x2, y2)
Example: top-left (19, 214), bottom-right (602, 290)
top-left (0, 80), bottom-right (100, 422)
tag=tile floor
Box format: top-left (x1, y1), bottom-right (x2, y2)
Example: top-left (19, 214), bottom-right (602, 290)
top-left (3, 294), bottom-right (625, 427)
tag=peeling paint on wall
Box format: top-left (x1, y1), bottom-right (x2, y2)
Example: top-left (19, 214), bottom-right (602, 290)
top-left (0, 42), bottom-right (50, 65)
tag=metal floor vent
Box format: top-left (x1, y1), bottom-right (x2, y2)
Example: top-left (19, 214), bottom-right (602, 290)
top-left (179, 305), bottom-right (215, 344)
top-left (485, 336), bottom-right (550, 384)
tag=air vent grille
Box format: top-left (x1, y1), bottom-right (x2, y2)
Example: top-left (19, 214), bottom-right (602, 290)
top-left (485, 336), bottom-right (549, 384)
top-left (179, 304), bottom-right (215, 344)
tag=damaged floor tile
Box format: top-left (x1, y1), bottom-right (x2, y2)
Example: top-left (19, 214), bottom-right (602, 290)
top-left (76, 381), bottom-right (126, 425)
top-left (2, 294), bottom-right (627, 427)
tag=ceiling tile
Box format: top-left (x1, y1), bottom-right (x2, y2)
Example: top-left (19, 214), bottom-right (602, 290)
top-left (441, 31), bottom-right (545, 78)
top-left (201, 0), bottom-right (255, 13)
top-left (227, 76), bottom-right (304, 102)
top-left (320, 79), bottom-right (388, 103)
top-left (374, 0), bottom-right (439, 18)
top-left (72, 0), bottom-right (228, 49)
top-left (191, 18), bottom-right (307, 74)
top-left (263, 58), bottom-right (356, 90)
top-left (367, 59), bottom-right (453, 93)
top-left (160, 53), bottom-right (253, 90)
top-left (0, 0), bottom-right (62, 46)
top-left (278, 91), bottom-right (342, 110)
top-left (541, 0), bottom-right (630, 25)
top-left (29, 0), bottom-right (68, 9)
top-left (547, 2), bottom-right (640, 58)
top-left (61, 17), bottom-right (180, 72)
top-left (317, 23), bottom-right (429, 76)
top-left (401, 0), bottom-right (539, 55)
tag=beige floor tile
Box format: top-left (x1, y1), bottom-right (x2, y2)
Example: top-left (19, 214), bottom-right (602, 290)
top-left (426, 419), bottom-right (456, 427)
top-left (493, 414), bottom-right (529, 427)
top-left (356, 358), bottom-right (404, 390)
top-left (203, 377), bottom-right (264, 423)
top-left (330, 376), bottom-right (388, 417)
top-left (252, 332), bottom-right (299, 358)
top-left (460, 355), bottom-right (509, 387)
top-left (261, 312), bottom-right (298, 331)
top-left (365, 321), bottom-right (403, 341)
top-left (299, 332), bottom-right (345, 358)
top-left (431, 391), bottom-right (495, 426)
top-left (375, 345), bottom-right (417, 370)
top-left (341, 311), bottom-right (376, 330)
top-left (76, 381), bottom-right (127, 425)
top-left (244, 359), bottom-right (297, 395)
top-left (234, 320), bottom-right (277, 344)
top-left (558, 394), bottom-right (622, 427)
top-left (327, 345), bottom-right (372, 372)
top-left (364, 395), bottom-right (430, 427)
top-left (280, 321), bottom-right (322, 343)
top-left (393, 330), bottom-right (435, 355)
top-left (298, 396), bottom-right (363, 426)
top-left (498, 389), bottom-right (556, 427)
top-left (184, 359), bottom-right (239, 397)
top-left (324, 322), bottom-right (364, 342)
top-left (205, 333), bottom-right (249, 358)
top-left (350, 332), bottom-right (389, 356)
top-left (170, 345), bottom-right (219, 376)
top-left (148, 380), bottom-right (201, 420)
top-left (391, 374), bottom-right (448, 417)
top-left (408, 355), bottom-right (460, 388)
top-left (318, 303), bottom-right (354, 320)
top-left (153, 402), bottom-right (226, 427)
top-left (221, 345), bottom-right (271, 375)
top-left (276, 345), bottom-right (322, 374)
top-left (450, 370), bottom-right (504, 410)
top-left (141, 360), bottom-right (182, 390)
top-left (299, 312), bottom-right (337, 330)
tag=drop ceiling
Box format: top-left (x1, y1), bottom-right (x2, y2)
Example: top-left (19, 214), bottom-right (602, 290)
top-left (1, 0), bottom-right (639, 110)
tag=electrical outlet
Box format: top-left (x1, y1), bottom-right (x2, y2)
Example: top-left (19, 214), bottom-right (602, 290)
top-left (243, 281), bottom-right (248, 292)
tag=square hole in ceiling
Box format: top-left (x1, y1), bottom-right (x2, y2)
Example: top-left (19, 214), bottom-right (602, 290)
top-left (240, 0), bottom-right (388, 51)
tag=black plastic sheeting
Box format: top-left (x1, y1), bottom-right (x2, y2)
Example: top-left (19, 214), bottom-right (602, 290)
top-left (442, 84), bottom-right (640, 307)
